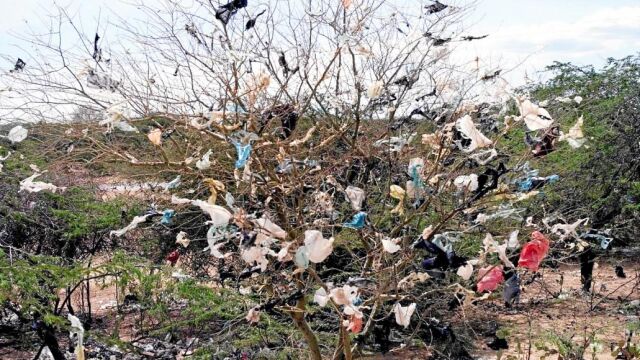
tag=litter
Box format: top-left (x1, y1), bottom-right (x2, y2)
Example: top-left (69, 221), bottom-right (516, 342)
top-left (454, 115), bottom-right (492, 153)
top-left (176, 231), bottom-right (191, 247)
top-left (167, 250), bottom-right (180, 266)
top-left (67, 314), bottom-right (85, 360)
top-left (477, 266), bottom-right (504, 292)
top-left (110, 214), bottom-right (151, 237)
top-left (161, 209), bottom-right (175, 225)
top-left (196, 150), bottom-right (213, 170)
top-left (19, 173), bottom-right (66, 193)
top-left (389, 185), bottom-right (406, 215)
top-left (5, 125), bottom-right (28, 143)
top-left (296, 230), bottom-right (334, 265)
top-left (215, 0), bottom-right (248, 25)
top-left (516, 98), bottom-right (554, 131)
top-left (233, 141), bottom-right (252, 169)
top-left (345, 186), bottom-right (365, 211)
top-left (343, 212), bottom-right (366, 229)
top-left (206, 226), bottom-right (231, 258)
top-left (518, 231), bottom-right (550, 272)
top-left (393, 303), bottom-right (416, 328)
top-left (381, 237), bottom-right (402, 253)
top-left (558, 115), bottom-right (586, 148)
top-left (503, 273), bottom-right (520, 307)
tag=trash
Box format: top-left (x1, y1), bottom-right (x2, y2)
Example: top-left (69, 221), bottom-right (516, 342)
top-left (346, 314), bottom-right (363, 333)
top-left (203, 178), bottom-right (225, 204)
top-left (393, 303), bottom-right (416, 328)
top-left (233, 141), bottom-right (252, 168)
top-left (516, 174), bottom-right (559, 192)
top-left (582, 231), bottom-right (613, 250)
top-left (172, 196), bottom-right (232, 227)
top-left (86, 70), bottom-right (120, 91)
top-left (19, 173), bottom-right (66, 193)
top-left (503, 273), bottom-right (520, 307)
top-left (147, 128), bottom-right (162, 146)
top-left (10, 58), bottom-right (26, 72)
top-left (425, 0), bottom-right (448, 14)
top-left (343, 212), bottom-right (366, 229)
top-left (345, 186), bottom-right (365, 211)
top-left (261, 104), bottom-right (298, 138)
top-left (518, 231), bottom-right (550, 272)
top-left (454, 115), bottom-right (493, 153)
top-left (527, 126), bottom-right (559, 157)
top-left (110, 214), bottom-right (151, 237)
top-left (6, 125), bottom-right (28, 143)
top-left (398, 272), bottom-right (431, 290)
top-left (477, 266), bottom-right (504, 293)
top-left (277, 52), bottom-right (299, 78)
top-left (245, 10), bottom-right (265, 30)
top-left (368, 80), bottom-right (384, 98)
top-left (579, 247), bottom-right (595, 292)
top-left (457, 263), bottom-right (473, 280)
top-left (615, 265), bottom-right (626, 279)
top-left (454, 174), bottom-right (479, 192)
top-left (558, 115), bottom-right (586, 148)
top-left (389, 185), bottom-right (406, 215)
top-left (507, 230), bottom-right (519, 249)
top-left (483, 233), bottom-right (515, 268)
top-left (470, 148), bottom-right (498, 165)
top-left (166, 249), bottom-right (180, 266)
top-left (300, 230), bottom-right (334, 263)
top-left (67, 314), bottom-right (85, 360)
top-left (196, 150), bottom-right (213, 170)
top-left (246, 307), bottom-right (260, 324)
top-left (574, 96), bottom-right (583, 104)
top-left (253, 217), bottom-right (287, 243)
top-left (516, 98), bottom-right (554, 131)
top-left (373, 132), bottom-right (417, 152)
top-left (381, 237), bottom-right (402, 253)
top-left (487, 337), bottom-right (509, 350)
top-left (176, 231), bottom-right (190, 247)
top-left (550, 218), bottom-right (588, 241)
top-left (215, 0), bottom-right (248, 25)
top-left (163, 176), bottom-right (181, 191)
top-left (313, 287), bottom-right (330, 307)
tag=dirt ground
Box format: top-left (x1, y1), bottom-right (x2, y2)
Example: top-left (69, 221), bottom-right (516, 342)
top-left (470, 260), bottom-right (640, 360)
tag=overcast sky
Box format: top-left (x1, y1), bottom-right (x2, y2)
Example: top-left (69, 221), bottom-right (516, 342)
top-left (1, 0), bottom-right (639, 85)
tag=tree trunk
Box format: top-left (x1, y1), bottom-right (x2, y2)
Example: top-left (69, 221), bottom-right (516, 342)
top-left (290, 298), bottom-right (322, 360)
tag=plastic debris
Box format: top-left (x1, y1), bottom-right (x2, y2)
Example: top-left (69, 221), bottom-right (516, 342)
top-left (343, 212), bottom-right (366, 229)
top-left (454, 174), bottom-right (479, 192)
top-left (110, 214), bottom-right (151, 237)
top-left (176, 231), bottom-right (190, 247)
top-left (381, 237), bottom-right (402, 253)
top-left (196, 150), bottom-right (213, 170)
top-left (172, 196), bottom-right (232, 227)
top-left (574, 96), bottom-right (583, 104)
top-left (393, 303), bottom-right (416, 328)
top-left (6, 125), bottom-right (28, 143)
top-left (373, 132), bottom-right (417, 152)
top-left (368, 80), bottom-right (383, 98)
top-left (167, 250), bottom-right (180, 266)
top-left (233, 141), bottom-right (252, 169)
top-left (203, 178), bottom-right (225, 204)
top-left (558, 115), bottom-right (586, 148)
top-left (67, 314), bottom-right (85, 360)
top-left (457, 263), bottom-right (473, 280)
top-left (470, 148), bottom-right (498, 165)
top-left (215, 0), bottom-right (248, 25)
top-left (147, 128), bottom-right (162, 146)
top-left (246, 307), bottom-right (260, 324)
top-left (346, 314), bottom-right (363, 333)
top-left (454, 115), bottom-right (492, 152)
top-left (503, 273), bottom-right (520, 307)
top-left (477, 266), bottom-right (504, 292)
top-left (518, 231), bottom-right (550, 272)
top-left (19, 173), bottom-right (66, 193)
top-left (390, 185), bottom-right (406, 214)
top-left (345, 186), bottom-right (365, 211)
top-left (516, 174), bottom-right (559, 192)
top-left (550, 218), bottom-right (588, 241)
top-left (163, 176), bottom-right (181, 191)
top-left (517, 98), bottom-right (554, 130)
top-left (300, 230), bottom-right (334, 263)
top-left (313, 287), bottom-right (330, 307)
top-left (161, 209), bottom-right (175, 225)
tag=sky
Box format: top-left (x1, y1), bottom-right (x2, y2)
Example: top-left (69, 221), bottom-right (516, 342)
top-left (1, 0), bottom-right (639, 85)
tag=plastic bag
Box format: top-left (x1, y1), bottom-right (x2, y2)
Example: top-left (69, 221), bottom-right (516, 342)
top-left (343, 212), bottom-right (366, 229)
top-left (7, 125), bottom-right (28, 143)
top-left (518, 231), bottom-right (550, 272)
top-left (477, 265), bottom-right (504, 292)
top-left (393, 303), bottom-right (416, 328)
top-left (345, 186), bottom-right (365, 210)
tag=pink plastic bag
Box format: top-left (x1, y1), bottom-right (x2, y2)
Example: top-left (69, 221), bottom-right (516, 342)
top-left (518, 231), bottom-right (550, 272)
top-left (477, 265), bottom-right (504, 292)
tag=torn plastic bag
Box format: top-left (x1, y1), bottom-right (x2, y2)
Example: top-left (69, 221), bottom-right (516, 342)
top-left (472, 162), bottom-right (508, 200)
top-left (368, 80), bottom-right (383, 98)
top-left (166, 249), bottom-right (180, 266)
top-left (205, 225), bottom-right (231, 258)
top-left (454, 115), bottom-right (492, 152)
top-left (19, 173), bottom-right (66, 193)
top-left (526, 126), bottom-right (559, 157)
top-left (296, 230), bottom-right (334, 264)
top-left (518, 231), bottom-right (550, 272)
top-left (558, 115), bottom-right (586, 148)
top-left (215, 0), bottom-right (247, 25)
top-left (474, 205), bottom-right (525, 224)
top-left (163, 175), bottom-right (181, 191)
top-left (454, 174), bottom-right (479, 192)
top-left (343, 212), bottom-right (366, 229)
top-left (516, 98), bottom-right (554, 130)
top-left (233, 141), bottom-right (252, 169)
top-left (516, 174), bottom-right (559, 192)
top-left (550, 218), bottom-right (588, 241)
top-left (161, 209), bottom-right (175, 225)
top-left (373, 132), bottom-right (417, 152)
top-left (381, 237), bottom-right (402, 253)
top-left (86, 70), bottom-right (119, 91)
top-left (67, 314), bottom-right (85, 360)
top-left (469, 148), bottom-right (497, 165)
top-left (393, 303), bottom-right (416, 328)
top-left (345, 186), bottom-right (365, 211)
top-left (477, 265), bottom-right (504, 292)
top-left (196, 150), bottom-right (213, 170)
top-left (176, 231), bottom-right (190, 247)
top-left (253, 217), bottom-right (287, 245)
top-left (6, 125), bottom-right (28, 143)
top-left (581, 231), bottom-right (613, 250)
top-left (389, 185), bottom-right (406, 215)
top-left (110, 214), bottom-right (151, 237)
top-left (203, 178), bottom-right (225, 204)
top-left (503, 273), bottom-right (521, 307)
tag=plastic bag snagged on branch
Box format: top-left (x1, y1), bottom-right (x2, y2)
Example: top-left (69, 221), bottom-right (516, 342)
top-left (518, 231), bottom-right (550, 272)
top-left (477, 265), bottom-right (504, 292)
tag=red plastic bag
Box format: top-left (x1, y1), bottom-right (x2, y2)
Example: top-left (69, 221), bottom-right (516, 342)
top-left (518, 231), bottom-right (550, 272)
top-left (477, 265), bottom-right (504, 292)
top-left (346, 315), bottom-right (363, 333)
top-left (167, 249), bottom-right (180, 266)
